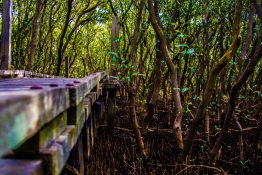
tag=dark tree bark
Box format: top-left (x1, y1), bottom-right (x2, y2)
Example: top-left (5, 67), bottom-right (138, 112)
top-left (129, 0), bottom-right (146, 157)
top-left (0, 0), bottom-right (12, 70)
top-left (143, 40), bottom-right (162, 128)
top-left (26, 0), bottom-right (44, 71)
top-left (240, 2), bottom-right (255, 60)
top-left (56, 0), bottom-right (73, 76)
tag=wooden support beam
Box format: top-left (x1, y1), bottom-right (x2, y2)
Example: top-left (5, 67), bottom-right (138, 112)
top-left (104, 80), bottom-right (118, 135)
top-left (62, 133), bottom-right (84, 175)
top-left (39, 126), bottom-right (77, 175)
top-left (15, 112), bottom-right (67, 154)
top-left (82, 120), bottom-right (92, 168)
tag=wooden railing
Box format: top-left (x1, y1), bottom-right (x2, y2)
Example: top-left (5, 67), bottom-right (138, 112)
top-left (0, 71), bottom-right (107, 175)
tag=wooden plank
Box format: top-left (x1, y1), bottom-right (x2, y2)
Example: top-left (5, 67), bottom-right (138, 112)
top-left (39, 125), bottom-right (78, 175)
top-left (15, 112), bottom-right (67, 154)
top-left (68, 72), bottom-right (106, 107)
top-left (0, 159), bottom-right (43, 175)
top-left (0, 88), bottom-right (70, 157)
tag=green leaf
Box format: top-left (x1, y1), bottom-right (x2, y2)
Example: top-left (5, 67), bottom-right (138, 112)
top-left (193, 95), bottom-right (198, 100)
top-left (132, 72), bottom-right (140, 77)
top-left (110, 76), bottom-right (118, 80)
top-left (177, 34), bottom-right (185, 38)
top-left (175, 44), bottom-right (189, 48)
top-left (185, 48), bottom-right (195, 55)
top-left (126, 76), bottom-right (131, 82)
top-left (108, 51), bottom-right (118, 58)
top-left (112, 57), bottom-right (117, 63)
top-left (238, 95), bottom-right (245, 99)
top-left (181, 87), bottom-right (189, 93)
top-left (119, 49), bottom-right (126, 54)
top-left (112, 36), bottom-right (123, 43)
top-left (177, 33), bottom-right (189, 38)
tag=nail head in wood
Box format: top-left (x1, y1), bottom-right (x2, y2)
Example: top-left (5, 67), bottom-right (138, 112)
top-left (49, 83), bottom-right (59, 87)
top-left (30, 85), bottom-right (43, 90)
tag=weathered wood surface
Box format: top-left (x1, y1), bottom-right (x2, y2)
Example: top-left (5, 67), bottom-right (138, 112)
top-left (0, 70), bottom-right (58, 78)
top-left (0, 159), bottom-right (43, 175)
top-left (0, 71), bottom-right (106, 157)
top-left (36, 94), bottom-right (101, 175)
top-left (0, 71), bottom-right (107, 175)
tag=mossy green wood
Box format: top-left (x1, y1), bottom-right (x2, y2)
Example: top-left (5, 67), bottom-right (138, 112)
top-left (16, 112), bottom-right (67, 153)
top-left (40, 91), bottom-right (104, 175)
top-left (40, 126), bottom-right (77, 175)
top-left (0, 88), bottom-right (70, 157)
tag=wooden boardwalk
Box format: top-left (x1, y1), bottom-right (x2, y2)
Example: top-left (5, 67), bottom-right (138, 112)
top-left (0, 71), bottom-right (107, 175)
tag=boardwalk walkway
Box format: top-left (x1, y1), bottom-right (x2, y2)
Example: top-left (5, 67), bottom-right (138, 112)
top-left (0, 71), bottom-right (107, 175)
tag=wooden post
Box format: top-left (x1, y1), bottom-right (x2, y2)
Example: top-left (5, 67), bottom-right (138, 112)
top-left (0, 0), bottom-right (12, 70)
top-left (65, 56), bottom-right (69, 78)
top-left (104, 16), bottom-right (120, 135)
top-left (107, 86), bottom-right (116, 134)
top-left (110, 16), bottom-right (120, 76)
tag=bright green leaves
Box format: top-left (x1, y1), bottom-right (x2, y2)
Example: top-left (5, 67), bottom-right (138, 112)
top-left (181, 87), bottom-right (189, 93)
top-left (110, 76), bottom-right (118, 80)
top-left (175, 43), bottom-right (189, 48)
top-left (108, 51), bottom-right (118, 58)
top-left (173, 87), bottom-right (190, 94)
top-left (185, 48), bottom-right (195, 55)
top-left (112, 36), bottom-right (123, 43)
top-left (108, 51), bottom-right (119, 63)
top-left (107, 48), bottom-right (143, 84)
top-left (177, 33), bottom-right (189, 38)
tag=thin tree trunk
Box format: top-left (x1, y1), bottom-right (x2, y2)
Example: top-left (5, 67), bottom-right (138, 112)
top-left (129, 0), bottom-right (146, 158)
top-left (234, 117), bottom-right (244, 161)
top-left (240, 2), bottom-right (255, 60)
top-left (143, 37), bottom-right (162, 129)
top-left (148, 0), bottom-right (183, 150)
top-left (26, 0), bottom-right (43, 71)
top-left (56, 0), bottom-right (73, 76)
top-left (0, 0), bottom-right (12, 70)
